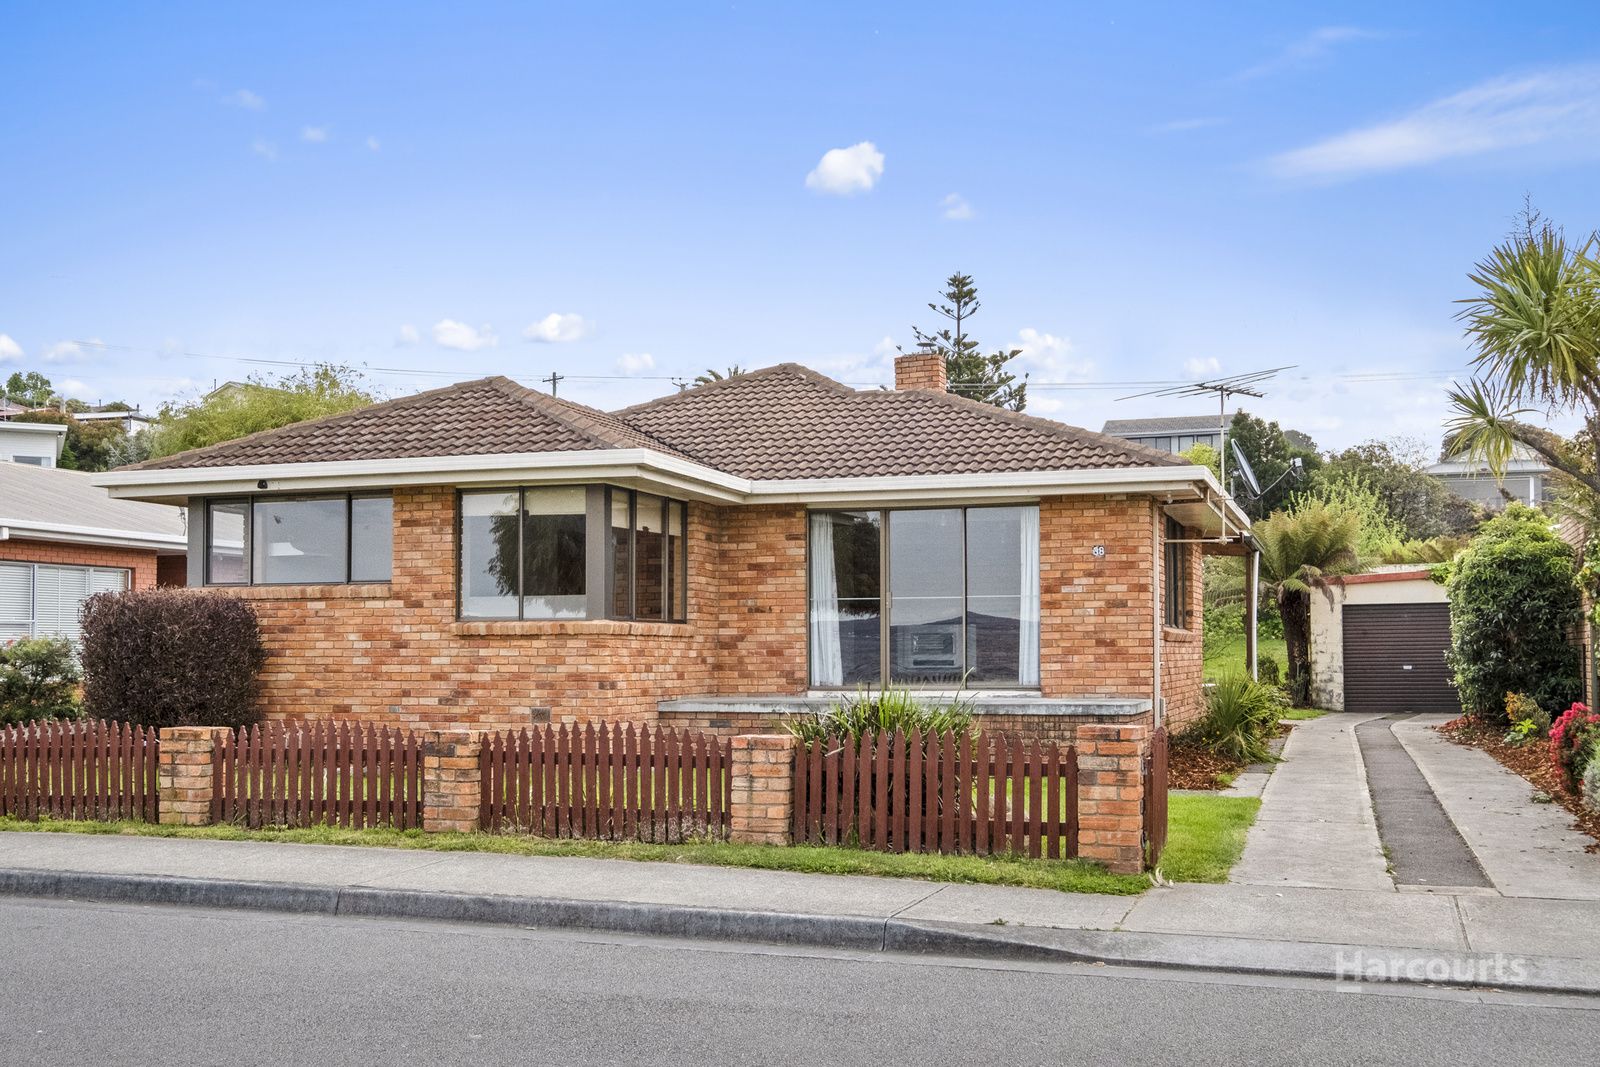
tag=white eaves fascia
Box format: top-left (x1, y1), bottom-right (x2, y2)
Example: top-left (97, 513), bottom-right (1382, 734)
top-left (0, 519), bottom-right (187, 552)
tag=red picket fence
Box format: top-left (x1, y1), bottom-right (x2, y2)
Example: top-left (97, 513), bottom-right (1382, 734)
top-left (793, 730), bottom-right (1078, 858)
top-left (1144, 726), bottom-right (1169, 867)
top-left (213, 721), bottom-right (424, 829)
top-left (0, 719), bottom-right (160, 822)
top-left (479, 723), bottom-right (730, 842)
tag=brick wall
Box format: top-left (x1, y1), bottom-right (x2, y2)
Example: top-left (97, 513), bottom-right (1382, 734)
top-left (1, 537), bottom-right (160, 590)
top-left (203, 488), bottom-right (1200, 732)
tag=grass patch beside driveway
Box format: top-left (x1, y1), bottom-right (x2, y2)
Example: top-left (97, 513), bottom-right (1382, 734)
top-left (0, 795), bottom-right (1261, 896)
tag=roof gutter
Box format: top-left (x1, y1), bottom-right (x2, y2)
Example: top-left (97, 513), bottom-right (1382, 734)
top-left (0, 518), bottom-right (188, 552)
top-left (96, 452), bottom-right (1249, 526)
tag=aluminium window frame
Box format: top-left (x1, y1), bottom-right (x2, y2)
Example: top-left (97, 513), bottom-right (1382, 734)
top-left (201, 492), bottom-right (394, 587)
top-left (805, 503), bottom-right (1041, 691)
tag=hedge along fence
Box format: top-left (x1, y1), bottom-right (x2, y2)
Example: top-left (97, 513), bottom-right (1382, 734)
top-left (0, 719), bottom-right (160, 822)
top-left (792, 730), bottom-right (1079, 858)
top-left (212, 721), bottom-right (424, 830)
top-left (479, 723), bottom-right (731, 842)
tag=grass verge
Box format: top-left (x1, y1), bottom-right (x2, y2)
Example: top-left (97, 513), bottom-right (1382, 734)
top-left (0, 794), bottom-right (1261, 896)
top-left (1203, 632), bottom-right (1287, 683)
top-left (1280, 707), bottom-right (1329, 721)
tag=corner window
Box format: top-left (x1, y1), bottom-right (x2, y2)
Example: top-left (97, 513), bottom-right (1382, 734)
top-left (1164, 516), bottom-right (1190, 629)
top-left (458, 485), bottom-right (687, 623)
top-left (809, 505), bottom-right (1040, 688)
top-left (204, 494), bottom-right (393, 586)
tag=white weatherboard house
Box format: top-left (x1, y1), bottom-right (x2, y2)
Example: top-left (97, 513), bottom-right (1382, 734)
top-left (0, 421), bottom-right (68, 468)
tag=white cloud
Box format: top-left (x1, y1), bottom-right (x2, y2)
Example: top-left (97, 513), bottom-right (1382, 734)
top-left (1234, 26), bottom-right (1385, 81)
top-left (872, 336), bottom-right (898, 359)
top-left (395, 324), bottom-right (420, 347)
top-left (226, 88), bottom-right (266, 110)
top-left (1012, 328), bottom-right (1093, 378)
top-left (1151, 117), bottom-right (1226, 134)
top-left (804, 141), bottom-right (884, 196)
top-left (365, 136), bottom-right (381, 152)
top-left (941, 193), bottom-right (973, 221)
top-left (57, 378), bottom-right (92, 400)
top-left (431, 319), bottom-right (498, 351)
top-left (1268, 65), bottom-right (1600, 180)
top-left (522, 313), bottom-right (592, 344)
top-left (1184, 356), bottom-right (1221, 377)
top-left (250, 138), bottom-right (278, 161)
top-left (616, 352), bottom-right (655, 375)
top-left (0, 334), bottom-right (22, 363)
top-left (43, 340), bottom-right (91, 363)
top-left (301, 125), bottom-right (330, 143)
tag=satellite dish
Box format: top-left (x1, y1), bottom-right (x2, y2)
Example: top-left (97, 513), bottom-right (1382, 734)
top-left (1230, 439), bottom-right (1261, 496)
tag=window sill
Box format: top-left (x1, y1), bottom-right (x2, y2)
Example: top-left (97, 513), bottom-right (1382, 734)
top-left (1162, 625), bottom-right (1199, 642)
top-left (453, 619), bottom-right (694, 638)
top-left (210, 583), bottom-right (393, 601)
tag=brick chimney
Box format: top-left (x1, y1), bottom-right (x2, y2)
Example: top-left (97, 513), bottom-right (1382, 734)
top-left (894, 350), bottom-right (948, 392)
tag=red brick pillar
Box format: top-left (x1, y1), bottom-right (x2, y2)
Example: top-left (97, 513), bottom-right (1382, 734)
top-left (422, 730), bottom-right (482, 833)
top-left (157, 726), bottom-right (217, 826)
top-left (1076, 723), bottom-right (1150, 874)
top-left (729, 734), bottom-right (795, 846)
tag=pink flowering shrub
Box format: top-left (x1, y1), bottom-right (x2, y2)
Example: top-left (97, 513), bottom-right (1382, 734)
top-left (1549, 703), bottom-right (1600, 790)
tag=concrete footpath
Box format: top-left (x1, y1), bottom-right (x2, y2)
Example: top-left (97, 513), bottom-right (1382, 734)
top-left (3, 831), bottom-right (1600, 997)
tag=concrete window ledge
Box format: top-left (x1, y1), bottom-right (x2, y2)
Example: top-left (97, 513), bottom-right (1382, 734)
top-left (217, 583), bottom-right (393, 601)
top-left (659, 694), bottom-right (1152, 719)
top-left (452, 619), bottom-right (696, 639)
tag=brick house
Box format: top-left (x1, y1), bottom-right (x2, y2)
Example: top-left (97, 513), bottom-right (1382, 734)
top-left (1, 462), bottom-right (187, 642)
top-left (98, 354), bottom-right (1248, 741)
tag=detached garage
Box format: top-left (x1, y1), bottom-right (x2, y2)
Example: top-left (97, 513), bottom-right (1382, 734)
top-left (1309, 568), bottom-right (1461, 714)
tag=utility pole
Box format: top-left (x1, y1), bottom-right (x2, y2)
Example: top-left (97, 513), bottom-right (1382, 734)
top-left (542, 372), bottom-right (564, 397)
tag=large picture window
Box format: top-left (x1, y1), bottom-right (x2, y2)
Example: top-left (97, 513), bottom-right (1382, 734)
top-left (458, 485), bottom-right (688, 623)
top-left (203, 494), bottom-right (393, 586)
top-left (809, 505), bottom-right (1040, 688)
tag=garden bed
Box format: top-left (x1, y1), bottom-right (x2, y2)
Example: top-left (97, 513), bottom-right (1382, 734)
top-left (1438, 717), bottom-right (1600, 851)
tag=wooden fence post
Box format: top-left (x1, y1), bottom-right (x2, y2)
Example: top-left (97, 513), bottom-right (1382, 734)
top-left (1075, 723), bottom-right (1150, 874)
top-left (422, 730), bottom-right (481, 833)
top-left (157, 726), bottom-right (217, 827)
top-left (729, 734), bottom-right (795, 846)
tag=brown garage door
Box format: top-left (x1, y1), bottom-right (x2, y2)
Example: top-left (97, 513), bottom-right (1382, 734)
top-left (1342, 602), bottom-right (1461, 714)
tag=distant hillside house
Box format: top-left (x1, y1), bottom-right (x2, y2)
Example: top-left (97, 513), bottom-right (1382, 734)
top-left (1424, 443), bottom-right (1551, 508)
top-left (0, 421), bottom-right (68, 468)
top-left (1100, 415), bottom-right (1226, 455)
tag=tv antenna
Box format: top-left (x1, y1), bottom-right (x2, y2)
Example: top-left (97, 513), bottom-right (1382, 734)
top-left (1117, 366), bottom-right (1294, 498)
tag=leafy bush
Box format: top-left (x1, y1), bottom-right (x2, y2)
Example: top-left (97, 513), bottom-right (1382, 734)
top-left (1550, 703), bottom-right (1600, 790)
top-left (1179, 674), bottom-right (1283, 764)
top-left (1582, 755), bottom-right (1600, 814)
top-left (0, 637), bottom-right (82, 725)
top-left (1257, 654), bottom-right (1282, 687)
top-left (79, 590), bottom-right (267, 729)
top-left (1504, 692), bottom-right (1551, 736)
top-left (1445, 505), bottom-right (1582, 726)
top-left (785, 687), bottom-right (975, 745)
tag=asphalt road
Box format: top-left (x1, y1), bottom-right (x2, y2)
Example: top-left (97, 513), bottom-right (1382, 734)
top-left (2, 897), bottom-right (1598, 1066)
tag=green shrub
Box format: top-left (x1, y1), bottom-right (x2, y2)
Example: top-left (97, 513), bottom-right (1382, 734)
top-left (78, 590), bottom-right (267, 730)
top-left (785, 687), bottom-right (975, 745)
top-left (1582, 752), bottom-right (1600, 813)
top-left (1256, 654), bottom-right (1282, 687)
top-left (0, 637), bottom-right (82, 725)
top-left (1180, 674), bottom-right (1282, 764)
top-left (1503, 692), bottom-right (1551, 742)
top-left (1445, 505), bottom-right (1582, 726)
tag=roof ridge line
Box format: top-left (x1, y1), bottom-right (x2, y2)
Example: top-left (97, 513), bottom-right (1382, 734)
top-left (485, 377), bottom-right (695, 459)
top-left (611, 363), bottom-right (851, 418)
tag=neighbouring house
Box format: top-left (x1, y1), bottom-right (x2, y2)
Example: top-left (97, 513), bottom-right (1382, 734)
top-left (1309, 567), bottom-right (1459, 714)
top-left (97, 354), bottom-right (1251, 741)
top-left (0, 420), bottom-right (68, 468)
top-left (1100, 414), bottom-right (1227, 456)
top-left (1425, 441), bottom-right (1551, 509)
top-left (72, 407), bottom-right (155, 435)
top-left (0, 462), bottom-right (188, 643)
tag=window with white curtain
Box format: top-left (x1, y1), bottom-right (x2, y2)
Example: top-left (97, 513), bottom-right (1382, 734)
top-left (0, 562), bottom-right (128, 643)
top-left (808, 505), bottom-right (1040, 688)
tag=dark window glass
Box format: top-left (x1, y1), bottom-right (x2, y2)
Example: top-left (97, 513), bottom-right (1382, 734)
top-left (666, 500), bottom-right (687, 622)
top-left (610, 490), bottom-right (633, 618)
top-left (460, 491), bottom-right (520, 619)
top-left (1164, 517), bottom-right (1189, 629)
top-left (888, 509), bottom-right (965, 685)
top-left (521, 487), bottom-right (587, 618)
top-left (633, 492), bottom-right (667, 620)
top-left (350, 495), bottom-right (394, 582)
top-left (207, 501), bottom-right (248, 584)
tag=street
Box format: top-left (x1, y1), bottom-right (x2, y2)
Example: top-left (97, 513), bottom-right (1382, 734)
top-left (1, 897), bottom-right (1596, 1065)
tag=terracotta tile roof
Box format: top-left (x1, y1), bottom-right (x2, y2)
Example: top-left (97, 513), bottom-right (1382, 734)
top-left (617, 364), bottom-right (1182, 478)
top-left (124, 376), bottom-right (690, 471)
top-left (125, 364), bottom-right (1183, 478)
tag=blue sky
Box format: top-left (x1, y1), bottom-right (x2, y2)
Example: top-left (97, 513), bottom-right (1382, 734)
top-left (3, 2), bottom-right (1598, 450)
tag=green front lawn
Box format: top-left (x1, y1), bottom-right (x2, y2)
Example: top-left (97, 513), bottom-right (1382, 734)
top-left (1203, 631), bottom-right (1287, 682)
top-left (0, 793), bottom-right (1260, 896)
